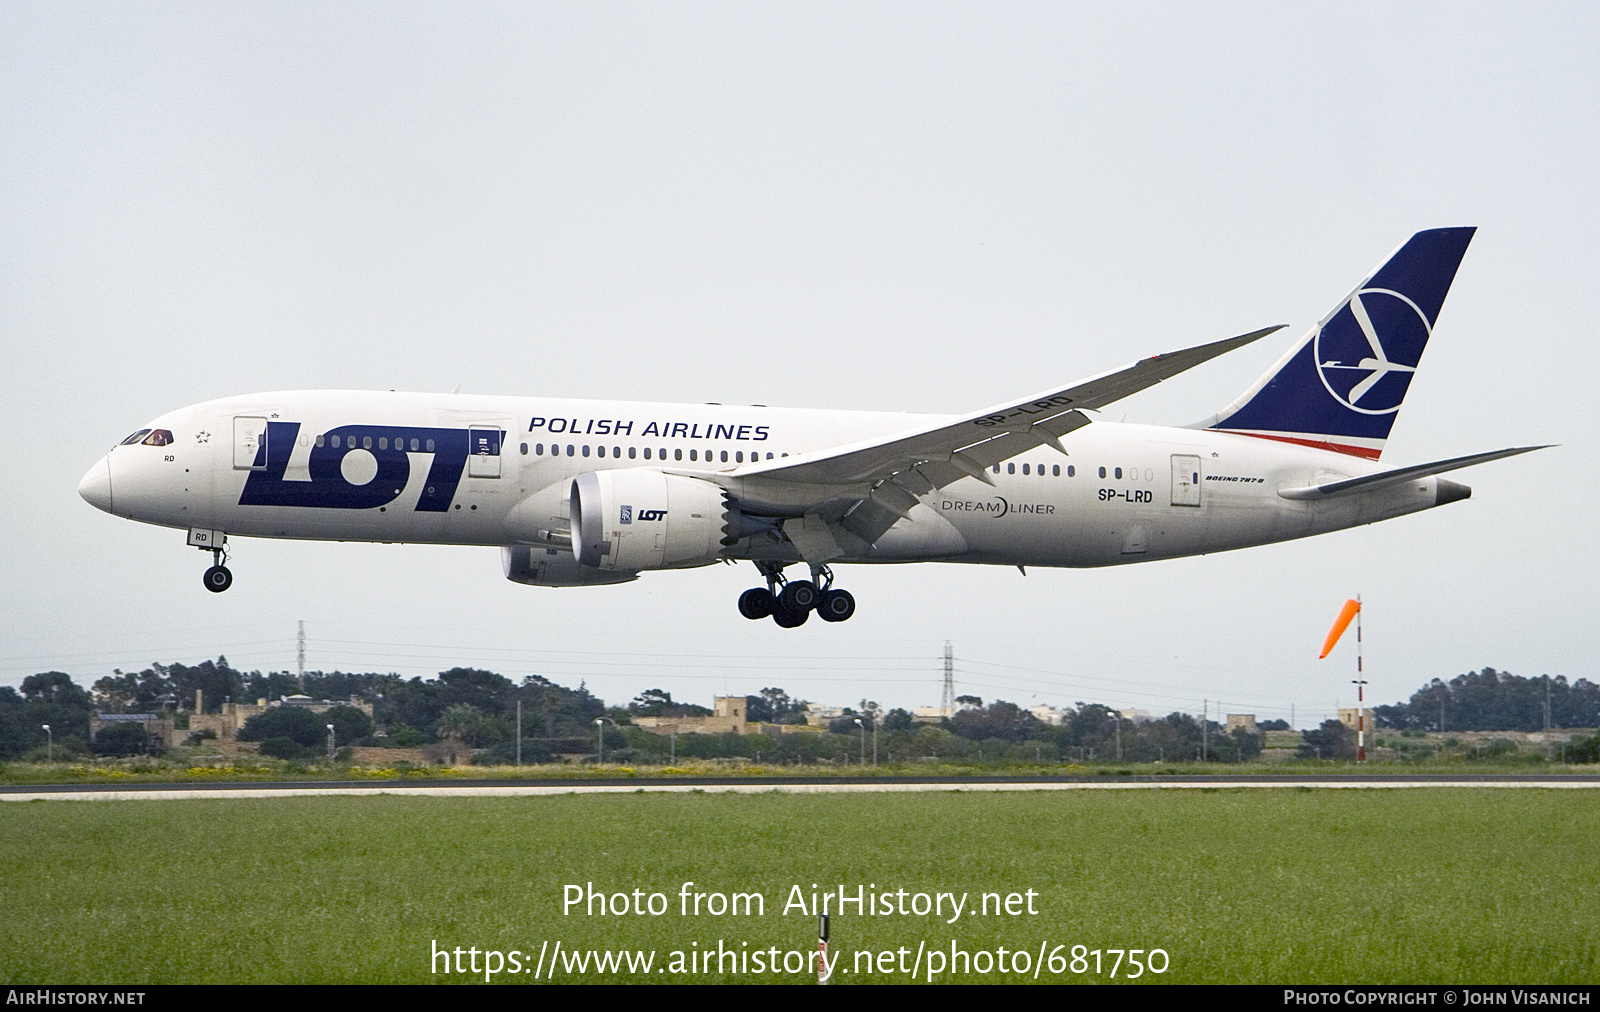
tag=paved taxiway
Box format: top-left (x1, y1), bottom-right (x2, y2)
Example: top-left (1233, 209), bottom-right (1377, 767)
top-left (4, 773), bottom-right (1599, 802)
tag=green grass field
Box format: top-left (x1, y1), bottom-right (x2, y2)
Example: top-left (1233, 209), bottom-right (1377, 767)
top-left (3, 789), bottom-right (1596, 984)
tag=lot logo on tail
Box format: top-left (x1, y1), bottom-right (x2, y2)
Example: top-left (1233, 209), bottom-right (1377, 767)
top-left (1205, 227), bottom-right (1476, 460)
top-left (1314, 288), bottom-right (1430, 414)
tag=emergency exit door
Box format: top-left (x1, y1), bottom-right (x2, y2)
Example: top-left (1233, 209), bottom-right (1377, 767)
top-left (234, 417), bottom-right (268, 470)
top-left (467, 426), bottom-right (503, 478)
top-left (1171, 454), bottom-right (1201, 506)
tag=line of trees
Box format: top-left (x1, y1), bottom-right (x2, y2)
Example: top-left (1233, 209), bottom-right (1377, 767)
top-left (5, 659), bottom-right (1598, 764)
top-left (1375, 668), bottom-right (1600, 732)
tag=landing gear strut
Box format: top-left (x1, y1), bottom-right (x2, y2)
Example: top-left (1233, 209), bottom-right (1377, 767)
top-left (202, 545), bottom-right (232, 594)
top-left (737, 562), bottom-right (855, 627)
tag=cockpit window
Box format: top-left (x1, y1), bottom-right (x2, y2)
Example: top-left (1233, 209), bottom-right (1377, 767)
top-left (141, 429), bottom-right (174, 446)
top-left (120, 429), bottom-right (152, 445)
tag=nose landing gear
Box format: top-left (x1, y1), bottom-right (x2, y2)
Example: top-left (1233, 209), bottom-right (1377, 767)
top-left (738, 562), bottom-right (854, 627)
top-left (202, 545), bottom-right (232, 593)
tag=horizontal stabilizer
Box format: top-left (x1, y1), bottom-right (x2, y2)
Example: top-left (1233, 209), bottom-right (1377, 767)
top-left (1277, 445), bottom-right (1551, 500)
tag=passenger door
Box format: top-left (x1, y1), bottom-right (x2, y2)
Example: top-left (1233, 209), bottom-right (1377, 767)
top-left (234, 417), bottom-right (268, 471)
top-left (1170, 454), bottom-right (1201, 507)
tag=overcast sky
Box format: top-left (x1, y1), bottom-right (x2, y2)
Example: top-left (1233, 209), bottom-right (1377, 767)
top-left (3, 2), bottom-right (1594, 726)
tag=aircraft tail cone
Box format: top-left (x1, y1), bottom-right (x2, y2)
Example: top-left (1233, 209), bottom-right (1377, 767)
top-left (1435, 478), bottom-right (1471, 506)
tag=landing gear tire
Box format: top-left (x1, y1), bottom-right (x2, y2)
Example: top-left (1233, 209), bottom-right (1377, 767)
top-left (772, 603), bottom-right (809, 628)
top-left (817, 588), bottom-right (856, 622)
top-left (779, 580), bottom-right (818, 613)
top-left (738, 587), bottom-right (775, 620)
top-left (203, 566), bottom-right (233, 593)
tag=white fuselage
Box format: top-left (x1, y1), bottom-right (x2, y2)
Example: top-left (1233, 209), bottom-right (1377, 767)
top-left (83, 390), bottom-right (1456, 573)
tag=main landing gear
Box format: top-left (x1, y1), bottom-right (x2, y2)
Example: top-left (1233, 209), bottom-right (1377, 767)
top-left (202, 545), bottom-right (232, 594)
top-left (738, 562), bottom-right (855, 627)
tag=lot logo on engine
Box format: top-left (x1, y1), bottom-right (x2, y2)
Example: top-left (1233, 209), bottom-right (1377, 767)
top-left (638, 509), bottom-right (668, 521)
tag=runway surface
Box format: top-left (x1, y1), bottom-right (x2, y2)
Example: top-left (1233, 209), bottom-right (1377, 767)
top-left (5, 773), bottom-right (1600, 801)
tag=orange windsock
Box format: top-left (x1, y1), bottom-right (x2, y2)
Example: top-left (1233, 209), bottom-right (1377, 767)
top-left (1319, 599), bottom-right (1361, 658)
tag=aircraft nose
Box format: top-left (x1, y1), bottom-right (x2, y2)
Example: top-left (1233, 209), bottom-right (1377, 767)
top-left (79, 455), bottom-right (113, 513)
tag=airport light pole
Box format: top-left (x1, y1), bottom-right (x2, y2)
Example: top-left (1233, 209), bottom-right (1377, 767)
top-left (42, 724), bottom-right (51, 763)
top-left (326, 723), bottom-right (335, 760)
top-left (594, 717), bottom-right (615, 765)
top-left (854, 718), bottom-right (864, 766)
top-left (515, 699), bottom-right (522, 767)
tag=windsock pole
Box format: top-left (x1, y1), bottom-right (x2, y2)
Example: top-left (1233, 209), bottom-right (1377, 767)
top-left (1320, 596), bottom-right (1368, 762)
top-left (817, 913), bottom-right (831, 984)
top-left (1354, 597), bottom-right (1367, 762)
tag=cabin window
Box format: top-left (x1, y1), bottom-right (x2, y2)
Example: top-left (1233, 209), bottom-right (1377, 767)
top-left (767, 453), bottom-right (774, 459)
top-left (566, 445), bottom-right (575, 456)
top-left (629, 447), bottom-right (637, 459)
top-left (582, 445), bottom-right (590, 457)
top-left (120, 429), bottom-right (152, 445)
top-left (596, 446), bottom-right (605, 457)
top-left (1098, 466), bottom-right (1106, 478)
top-left (1114, 467), bottom-right (1122, 479)
top-left (1007, 463), bottom-right (1015, 474)
top-left (719, 450), bottom-right (727, 462)
top-left (1067, 465), bottom-right (1074, 477)
top-left (1052, 464), bottom-right (1060, 476)
top-left (534, 443), bottom-right (543, 455)
top-left (992, 464), bottom-right (1001, 473)
top-left (689, 449), bottom-right (698, 461)
top-left (362, 436), bottom-right (372, 450)
top-left (1022, 463), bottom-right (1030, 475)
top-left (519, 443), bottom-right (528, 455)
top-left (643, 448), bottom-right (651, 459)
top-left (675, 449), bottom-right (683, 461)
top-left (316, 434), bottom-right (325, 448)
top-left (735, 451), bottom-right (743, 463)
top-left (426, 438), bottom-right (436, 452)
top-left (379, 437), bottom-right (388, 450)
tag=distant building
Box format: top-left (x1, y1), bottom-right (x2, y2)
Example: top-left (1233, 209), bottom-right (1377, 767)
top-left (804, 704), bottom-right (847, 728)
top-left (1337, 708), bottom-right (1376, 734)
top-left (633, 696), bottom-right (817, 736)
top-left (1122, 709), bottom-right (1153, 725)
top-left (91, 691), bottom-right (373, 752)
top-left (1029, 705), bottom-right (1068, 726)
top-left (1225, 714), bottom-right (1258, 734)
top-left (911, 706), bottom-right (947, 724)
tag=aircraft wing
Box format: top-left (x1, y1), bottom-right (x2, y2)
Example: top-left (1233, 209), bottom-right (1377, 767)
top-left (732, 325), bottom-right (1285, 496)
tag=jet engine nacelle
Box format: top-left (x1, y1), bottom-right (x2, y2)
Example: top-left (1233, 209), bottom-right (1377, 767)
top-left (570, 469), bottom-right (727, 571)
top-left (502, 546), bottom-right (639, 587)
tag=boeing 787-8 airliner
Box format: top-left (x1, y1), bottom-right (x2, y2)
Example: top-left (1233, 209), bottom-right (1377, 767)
top-left (80, 228), bottom-right (1543, 627)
